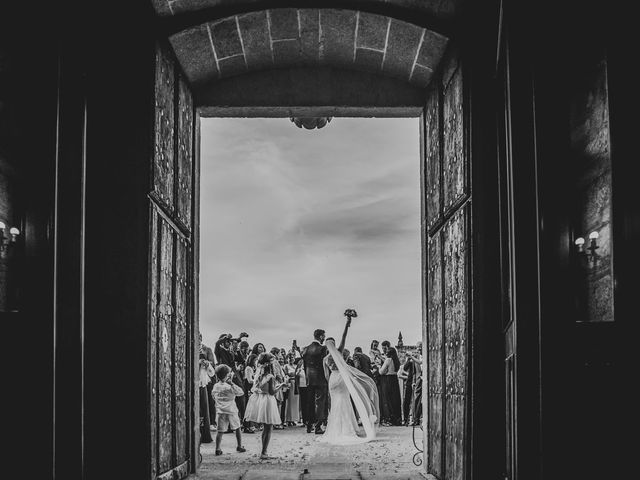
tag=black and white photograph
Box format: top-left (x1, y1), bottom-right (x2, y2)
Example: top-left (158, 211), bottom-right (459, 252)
top-left (1, 1), bottom-right (631, 479)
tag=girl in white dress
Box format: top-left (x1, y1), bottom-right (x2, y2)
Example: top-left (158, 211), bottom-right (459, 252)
top-left (244, 353), bottom-right (284, 459)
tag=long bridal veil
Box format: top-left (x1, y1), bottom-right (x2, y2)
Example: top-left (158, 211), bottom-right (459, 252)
top-left (326, 339), bottom-right (380, 441)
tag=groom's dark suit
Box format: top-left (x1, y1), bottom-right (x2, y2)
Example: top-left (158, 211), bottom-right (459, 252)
top-left (301, 340), bottom-right (328, 431)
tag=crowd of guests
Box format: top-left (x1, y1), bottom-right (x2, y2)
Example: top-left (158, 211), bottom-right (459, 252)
top-left (198, 331), bottom-right (424, 449)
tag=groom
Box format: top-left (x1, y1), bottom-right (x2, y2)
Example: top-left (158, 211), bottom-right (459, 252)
top-left (301, 328), bottom-right (328, 434)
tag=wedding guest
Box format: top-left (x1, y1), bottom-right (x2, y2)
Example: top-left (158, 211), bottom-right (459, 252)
top-left (369, 340), bottom-right (383, 381)
top-left (343, 348), bottom-right (354, 367)
top-left (211, 364), bottom-right (246, 456)
top-left (278, 354), bottom-right (289, 428)
top-left (369, 340), bottom-right (383, 366)
top-left (412, 374), bottom-right (423, 426)
top-left (244, 353), bottom-right (284, 460)
top-left (398, 354), bottom-right (415, 426)
top-left (353, 347), bottom-right (373, 378)
top-left (243, 354), bottom-right (259, 432)
top-left (379, 341), bottom-right (402, 426)
top-left (283, 354), bottom-right (300, 425)
top-left (215, 334), bottom-right (234, 367)
top-left (236, 340), bottom-right (250, 368)
top-left (296, 357), bottom-right (309, 426)
top-left (406, 344), bottom-right (423, 426)
top-left (235, 340), bottom-right (254, 433)
top-left (251, 342), bottom-right (266, 356)
top-left (200, 333), bottom-right (217, 429)
top-left (269, 347), bottom-right (287, 429)
top-left (245, 354), bottom-right (258, 393)
top-left (215, 334), bottom-right (246, 432)
top-left (289, 339), bottom-right (302, 360)
top-left (198, 353), bottom-right (215, 443)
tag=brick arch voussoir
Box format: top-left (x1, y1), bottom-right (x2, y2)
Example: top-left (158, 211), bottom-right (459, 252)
top-left (169, 8), bottom-right (449, 89)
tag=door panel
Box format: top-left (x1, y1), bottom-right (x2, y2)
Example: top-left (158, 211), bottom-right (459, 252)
top-left (175, 236), bottom-right (190, 465)
top-left (425, 83), bottom-right (442, 232)
top-left (154, 47), bottom-right (176, 210)
top-left (424, 49), bottom-right (470, 480)
top-left (427, 232), bottom-right (444, 477)
top-left (504, 322), bottom-right (516, 479)
top-left (443, 67), bottom-right (467, 214)
top-left (149, 42), bottom-right (196, 480)
top-left (158, 217), bottom-right (175, 473)
top-left (177, 77), bottom-right (193, 231)
top-left (443, 206), bottom-right (468, 480)
top-left (150, 209), bottom-right (159, 478)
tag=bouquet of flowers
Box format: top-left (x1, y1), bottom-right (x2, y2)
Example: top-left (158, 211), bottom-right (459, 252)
top-left (344, 308), bottom-right (358, 318)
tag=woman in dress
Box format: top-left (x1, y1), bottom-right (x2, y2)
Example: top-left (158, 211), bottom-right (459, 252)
top-left (378, 342), bottom-right (403, 426)
top-left (296, 357), bottom-right (308, 427)
top-left (283, 354), bottom-right (300, 425)
top-left (243, 354), bottom-right (259, 431)
top-left (317, 313), bottom-right (379, 445)
top-left (269, 347), bottom-right (287, 429)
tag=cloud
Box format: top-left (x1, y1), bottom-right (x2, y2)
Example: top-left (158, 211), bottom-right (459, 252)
top-left (198, 118), bottom-right (423, 352)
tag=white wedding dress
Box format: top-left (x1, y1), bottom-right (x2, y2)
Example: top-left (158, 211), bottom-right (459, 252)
top-left (317, 339), bottom-right (379, 445)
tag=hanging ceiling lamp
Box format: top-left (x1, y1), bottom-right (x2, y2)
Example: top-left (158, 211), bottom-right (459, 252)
top-left (290, 117), bottom-right (332, 130)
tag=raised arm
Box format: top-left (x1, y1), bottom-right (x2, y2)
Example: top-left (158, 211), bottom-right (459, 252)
top-left (338, 316), bottom-right (352, 352)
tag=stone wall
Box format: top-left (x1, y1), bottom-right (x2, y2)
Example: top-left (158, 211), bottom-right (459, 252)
top-left (569, 47), bottom-right (614, 323)
top-left (0, 45), bottom-right (18, 312)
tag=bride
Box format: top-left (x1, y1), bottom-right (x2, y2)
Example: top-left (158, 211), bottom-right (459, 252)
top-left (317, 311), bottom-right (380, 445)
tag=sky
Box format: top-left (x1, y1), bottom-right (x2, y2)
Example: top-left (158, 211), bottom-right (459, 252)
top-left (199, 117), bottom-right (422, 354)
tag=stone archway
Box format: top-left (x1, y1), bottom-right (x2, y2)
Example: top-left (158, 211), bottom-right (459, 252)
top-left (147, 2), bottom-right (473, 479)
top-left (168, 8), bottom-right (448, 88)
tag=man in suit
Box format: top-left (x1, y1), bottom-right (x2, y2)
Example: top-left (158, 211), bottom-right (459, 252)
top-left (352, 346), bottom-right (373, 378)
top-left (301, 328), bottom-right (328, 434)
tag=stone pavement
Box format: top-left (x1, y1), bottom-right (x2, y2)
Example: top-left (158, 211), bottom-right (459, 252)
top-left (193, 425), bottom-right (427, 480)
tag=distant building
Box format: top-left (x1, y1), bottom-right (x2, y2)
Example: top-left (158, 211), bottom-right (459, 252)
top-left (395, 331), bottom-right (421, 364)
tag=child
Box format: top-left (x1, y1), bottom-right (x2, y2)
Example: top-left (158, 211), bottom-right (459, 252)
top-left (244, 352), bottom-right (283, 459)
top-left (211, 364), bottom-right (247, 456)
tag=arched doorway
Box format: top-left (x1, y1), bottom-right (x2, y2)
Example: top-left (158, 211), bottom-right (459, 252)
top-left (144, 4), bottom-right (484, 479)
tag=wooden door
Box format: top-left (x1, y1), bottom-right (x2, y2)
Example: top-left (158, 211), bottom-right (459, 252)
top-left (495, 2), bottom-right (543, 477)
top-left (423, 48), bottom-right (471, 480)
top-left (495, 17), bottom-right (517, 478)
top-left (149, 42), bottom-right (198, 480)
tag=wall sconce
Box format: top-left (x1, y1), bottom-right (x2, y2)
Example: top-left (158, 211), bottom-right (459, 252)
top-left (0, 221), bottom-right (20, 258)
top-left (574, 230), bottom-right (599, 266)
